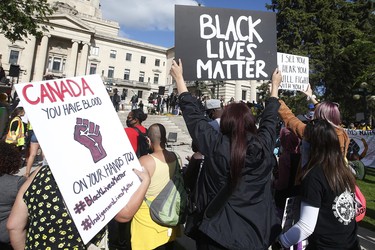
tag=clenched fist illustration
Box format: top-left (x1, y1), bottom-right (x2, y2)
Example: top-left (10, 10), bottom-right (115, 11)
top-left (74, 118), bottom-right (107, 163)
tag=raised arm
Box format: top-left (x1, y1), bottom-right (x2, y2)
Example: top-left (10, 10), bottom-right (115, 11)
top-left (302, 84), bottom-right (318, 105)
top-left (170, 59), bottom-right (188, 95)
top-left (270, 68), bottom-right (282, 98)
top-left (256, 68), bottom-right (282, 150)
top-left (169, 59), bottom-right (219, 157)
top-left (115, 168), bottom-right (151, 222)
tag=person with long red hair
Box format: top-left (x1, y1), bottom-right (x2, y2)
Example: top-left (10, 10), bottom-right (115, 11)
top-left (170, 59), bottom-right (282, 249)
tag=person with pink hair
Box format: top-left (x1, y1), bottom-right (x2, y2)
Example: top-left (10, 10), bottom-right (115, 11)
top-left (278, 84), bottom-right (349, 159)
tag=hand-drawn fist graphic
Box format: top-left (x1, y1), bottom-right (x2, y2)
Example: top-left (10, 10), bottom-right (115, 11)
top-left (74, 118), bottom-right (107, 163)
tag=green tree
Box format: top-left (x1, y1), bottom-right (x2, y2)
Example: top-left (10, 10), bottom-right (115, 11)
top-left (0, 0), bottom-right (55, 42)
top-left (266, 0), bottom-right (375, 122)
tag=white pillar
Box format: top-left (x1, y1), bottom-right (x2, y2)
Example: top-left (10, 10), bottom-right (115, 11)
top-left (66, 40), bottom-right (79, 77)
top-left (250, 80), bottom-right (258, 103)
top-left (235, 81), bottom-right (242, 101)
top-left (34, 35), bottom-right (49, 81)
top-left (22, 36), bottom-right (37, 82)
top-left (77, 42), bottom-right (89, 76)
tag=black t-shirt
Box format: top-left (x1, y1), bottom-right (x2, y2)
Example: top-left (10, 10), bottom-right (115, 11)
top-left (301, 166), bottom-right (359, 249)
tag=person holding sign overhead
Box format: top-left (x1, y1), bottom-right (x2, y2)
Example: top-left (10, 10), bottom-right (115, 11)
top-left (278, 84), bottom-right (349, 165)
top-left (170, 59), bottom-right (282, 249)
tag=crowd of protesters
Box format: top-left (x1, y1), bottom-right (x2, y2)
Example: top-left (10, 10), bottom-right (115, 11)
top-left (0, 57), bottom-right (372, 249)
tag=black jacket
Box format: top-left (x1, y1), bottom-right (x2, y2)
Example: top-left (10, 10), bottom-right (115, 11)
top-left (179, 93), bottom-right (281, 250)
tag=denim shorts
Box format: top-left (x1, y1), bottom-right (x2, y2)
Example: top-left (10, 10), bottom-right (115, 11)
top-left (29, 130), bottom-right (38, 143)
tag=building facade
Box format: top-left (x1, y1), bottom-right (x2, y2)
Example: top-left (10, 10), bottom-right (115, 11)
top-left (0, 0), bottom-right (263, 105)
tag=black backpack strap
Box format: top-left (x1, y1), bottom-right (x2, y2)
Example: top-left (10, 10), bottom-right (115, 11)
top-left (132, 126), bottom-right (147, 136)
top-left (131, 126), bottom-right (148, 158)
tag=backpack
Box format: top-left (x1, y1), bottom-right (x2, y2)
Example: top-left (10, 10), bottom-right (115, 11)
top-left (183, 155), bottom-right (231, 239)
top-left (145, 152), bottom-right (187, 227)
top-left (183, 155), bottom-right (207, 238)
top-left (132, 127), bottom-right (150, 158)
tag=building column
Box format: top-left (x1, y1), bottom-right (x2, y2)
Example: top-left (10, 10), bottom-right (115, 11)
top-left (250, 80), bottom-right (258, 103)
top-left (24, 36), bottom-right (37, 82)
top-left (66, 40), bottom-right (80, 77)
top-left (34, 35), bottom-right (50, 81)
top-left (235, 81), bottom-right (242, 101)
top-left (77, 42), bottom-right (89, 76)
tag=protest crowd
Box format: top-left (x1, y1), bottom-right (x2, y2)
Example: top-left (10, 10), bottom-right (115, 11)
top-left (0, 3), bottom-right (373, 250)
top-left (0, 57), bottom-right (371, 250)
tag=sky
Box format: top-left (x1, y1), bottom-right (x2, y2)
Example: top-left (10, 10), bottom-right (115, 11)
top-left (100, 0), bottom-right (272, 48)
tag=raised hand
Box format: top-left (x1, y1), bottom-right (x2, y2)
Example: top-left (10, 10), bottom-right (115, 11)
top-left (302, 83), bottom-right (313, 97)
top-left (74, 117), bottom-right (107, 163)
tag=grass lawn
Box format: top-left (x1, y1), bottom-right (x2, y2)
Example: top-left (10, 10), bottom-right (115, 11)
top-left (357, 167), bottom-right (375, 232)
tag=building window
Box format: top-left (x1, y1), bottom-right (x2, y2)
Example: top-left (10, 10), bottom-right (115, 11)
top-left (126, 53), bottom-right (132, 61)
top-left (90, 46), bottom-right (99, 56)
top-left (155, 59), bottom-right (160, 66)
top-left (124, 69), bottom-right (130, 80)
top-left (140, 56), bottom-right (146, 64)
top-left (242, 90), bottom-right (247, 101)
top-left (108, 66), bottom-right (115, 78)
top-left (89, 63), bottom-right (97, 75)
top-left (137, 90), bottom-right (143, 99)
top-left (139, 71), bottom-right (145, 82)
top-left (9, 50), bottom-right (20, 65)
top-left (52, 58), bottom-right (62, 71)
top-left (153, 73), bottom-right (159, 84)
top-left (110, 50), bottom-right (117, 58)
top-left (47, 56), bottom-right (66, 73)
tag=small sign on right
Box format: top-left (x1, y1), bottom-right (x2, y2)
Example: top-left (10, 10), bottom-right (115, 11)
top-left (277, 52), bottom-right (309, 92)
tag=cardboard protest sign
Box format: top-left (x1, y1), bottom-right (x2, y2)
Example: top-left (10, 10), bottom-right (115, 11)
top-left (175, 5), bottom-right (277, 81)
top-left (277, 52), bottom-right (309, 91)
top-left (346, 129), bottom-right (375, 168)
top-left (15, 74), bottom-right (142, 244)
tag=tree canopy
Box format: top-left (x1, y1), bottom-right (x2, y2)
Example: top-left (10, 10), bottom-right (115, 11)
top-left (266, 0), bottom-right (375, 122)
top-left (0, 0), bottom-right (55, 42)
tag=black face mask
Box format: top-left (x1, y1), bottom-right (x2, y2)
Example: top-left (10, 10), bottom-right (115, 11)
top-left (126, 118), bottom-right (135, 127)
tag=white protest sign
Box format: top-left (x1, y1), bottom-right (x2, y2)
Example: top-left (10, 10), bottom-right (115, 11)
top-left (15, 74), bottom-right (141, 244)
top-left (277, 52), bottom-right (309, 91)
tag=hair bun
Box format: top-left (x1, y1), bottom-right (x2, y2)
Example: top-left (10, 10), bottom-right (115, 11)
top-left (133, 108), bottom-right (147, 122)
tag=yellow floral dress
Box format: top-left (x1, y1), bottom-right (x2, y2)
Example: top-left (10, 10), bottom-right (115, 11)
top-left (23, 166), bottom-right (104, 249)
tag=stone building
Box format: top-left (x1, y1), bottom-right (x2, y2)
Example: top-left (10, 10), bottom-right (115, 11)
top-left (0, 0), bottom-right (263, 105)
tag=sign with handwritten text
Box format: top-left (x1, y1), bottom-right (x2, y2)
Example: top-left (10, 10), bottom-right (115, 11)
top-left (277, 52), bottom-right (309, 91)
top-left (14, 75), bottom-right (142, 244)
top-left (175, 5), bottom-right (277, 81)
